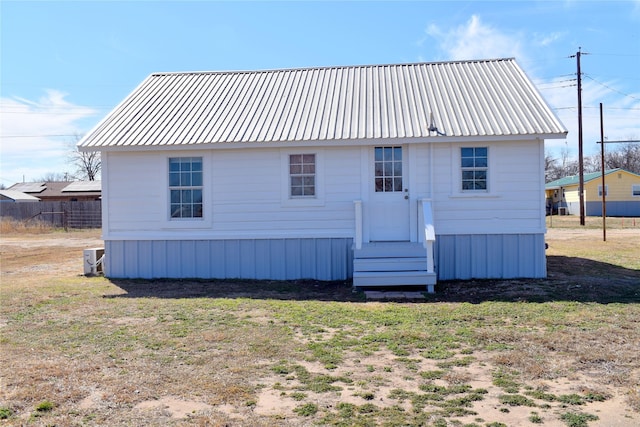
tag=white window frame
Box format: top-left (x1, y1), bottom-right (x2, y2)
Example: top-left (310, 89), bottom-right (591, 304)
top-left (460, 146), bottom-right (489, 192)
top-left (598, 184), bottom-right (608, 197)
top-left (632, 184), bottom-right (640, 197)
top-left (449, 145), bottom-right (499, 199)
top-left (280, 149), bottom-right (324, 207)
top-left (289, 153), bottom-right (317, 198)
top-left (168, 156), bottom-right (204, 221)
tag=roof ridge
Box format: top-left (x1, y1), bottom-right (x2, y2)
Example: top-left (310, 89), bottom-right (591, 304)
top-left (150, 58), bottom-right (517, 77)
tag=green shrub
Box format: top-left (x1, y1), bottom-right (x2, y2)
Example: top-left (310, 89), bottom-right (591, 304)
top-left (0, 407), bottom-right (12, 419)
top-left (560, 412), bottom-right (599, 427)
top-left (293, 403), bottom-right (318, 416)
top-left (35, 401), bottom-right (54, 412)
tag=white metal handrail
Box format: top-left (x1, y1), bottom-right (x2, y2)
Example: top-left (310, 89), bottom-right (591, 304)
top-left (419, 199), bottom-right (436, 273)
top-left (354, 200), bottom-right (363, 250)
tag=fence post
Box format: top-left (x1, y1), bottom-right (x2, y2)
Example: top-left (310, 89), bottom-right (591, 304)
top-left (63, 202), bottom-right (68, 231)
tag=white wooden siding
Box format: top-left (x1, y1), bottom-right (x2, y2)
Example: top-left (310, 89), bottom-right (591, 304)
top-left (432, 140), bottom-right (545, 235)
top-left (104, 140), bottom-right (545, 240)
top-left (104, 147), bottom-right (363, 240)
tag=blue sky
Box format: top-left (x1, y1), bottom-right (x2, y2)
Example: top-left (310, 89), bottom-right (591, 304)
top-left (1, 0), bottom-right (639, 185)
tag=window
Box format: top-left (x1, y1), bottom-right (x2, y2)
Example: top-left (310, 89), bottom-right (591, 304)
top-left (461, 147), bottom-right (488, 191)
top-left (289, 154), bottom-right (315, 197)
top-left (374, 146), bottom-right (403, 192)
top-left (169, 157), bottom-right (203, 219)
top-left (598, 185), bottom-right (608, 197)
top-left (633, 184), bottom-right (640, 197)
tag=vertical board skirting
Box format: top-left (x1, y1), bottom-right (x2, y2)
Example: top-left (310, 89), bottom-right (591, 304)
top-left (105, 235), bottom-right (544, 281)
top-left (586, 201), bottom-right (640, 217)
top-left (435, 233), bottom-right (546, 280)
top-left (104, 238), bottom-right (354, 280)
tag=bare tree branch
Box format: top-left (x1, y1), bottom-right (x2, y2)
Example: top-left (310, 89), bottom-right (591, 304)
top-left (68, 134), bottom-right (101, 181)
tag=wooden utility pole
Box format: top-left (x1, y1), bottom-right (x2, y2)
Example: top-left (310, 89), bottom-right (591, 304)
top-left (596, 135), bottom-right (640, 240)
top-left (575, 48), bottom-right (586, 226)
top-left (599, 103), bottom-right (606, 242)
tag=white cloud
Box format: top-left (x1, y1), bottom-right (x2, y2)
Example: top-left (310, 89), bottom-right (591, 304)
top-left (425, 15), bottom-right (525, 61)
top-left (422, 14), bottom-right (640, 164)
top-left (0, 90), bottom-right (97, 185)
top-left (533, 31), bottom-right (566, 47)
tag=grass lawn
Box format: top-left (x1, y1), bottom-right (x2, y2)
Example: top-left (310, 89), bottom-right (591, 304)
top-left (0, 220), bottom-right (639, 426)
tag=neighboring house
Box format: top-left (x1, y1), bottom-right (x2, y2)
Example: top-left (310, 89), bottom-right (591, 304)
top-left (545, 169), bottom-right (640, 217)
top-left (7, 181), bottom-right (101, 202)
top-left (0, 190), bottom-right (40, 202)
top-left (78, 59), bottom-right (567, 290)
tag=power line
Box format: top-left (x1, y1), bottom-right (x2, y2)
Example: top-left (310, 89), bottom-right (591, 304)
top-left (583, 74), bottom-right (640, 101)
top-left (552, 105), bottom-right (640, 111)
top-left (539, 84), bottom-right (577, 90)
top-left (588, 52), bottom-right (640, 57)
top-left (0, 111), bottom-right (105, 115)
top-left (537, 78), bottom-right (577, 85)
top-left (0, 134), bottom-right (79, 139)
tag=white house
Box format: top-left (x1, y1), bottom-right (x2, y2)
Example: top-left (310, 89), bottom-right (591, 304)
top-left (78, 59), bottom-right (567, 291)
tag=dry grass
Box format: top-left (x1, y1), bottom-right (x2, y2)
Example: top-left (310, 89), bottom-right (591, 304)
top-left (0, 225), bottom-right (639, 426)
top-left (0, 218), bottom-right (55, 234)
top-left (546, 214), bottom-right (640, 230)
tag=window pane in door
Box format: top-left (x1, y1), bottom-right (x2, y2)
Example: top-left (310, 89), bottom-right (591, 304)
top-left (374, 146), bottom-right (403, 193)
top-left (393, 178), bottom-right (402, 192)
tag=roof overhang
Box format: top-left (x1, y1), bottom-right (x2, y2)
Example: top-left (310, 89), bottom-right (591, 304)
top-left (80, 133), bottom-right (567, 153)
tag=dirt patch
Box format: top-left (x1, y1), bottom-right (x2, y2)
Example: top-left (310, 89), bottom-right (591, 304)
top-left (0, 229), bottom-right (103, 276)
top-left (134, 396), bottom-right (212, 419)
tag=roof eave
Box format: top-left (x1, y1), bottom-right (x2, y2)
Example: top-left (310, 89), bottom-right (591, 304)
top-left (81, 132), bottom-right (564, 152)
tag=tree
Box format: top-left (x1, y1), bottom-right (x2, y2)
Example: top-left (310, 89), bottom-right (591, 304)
top-left (545, 152), bottom-right (579, 182)
top-left (36, 172), bottom-right (72, 182)
top-left (604, 143), bottom-right (640, 174)
top-left (544, 151), bottom-right (563, 182)
top-left (545, 141), bottom-right (640, 182)
top-left (68, 134), bottom-right (101, 181)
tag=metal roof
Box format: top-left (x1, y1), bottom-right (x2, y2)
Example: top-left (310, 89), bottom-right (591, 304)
top-left (10, 182), bottom-right (46, 193)
top-left (78, 59), bottom-right (567, 149)
top-left (546, 168), bottom-right (640, 189)
top-left (8, 181), bottom-right (101, 197)
top-left (0, 190), bottom-right (41, 202)
top-left (62, 181), bottom-right (102, 192)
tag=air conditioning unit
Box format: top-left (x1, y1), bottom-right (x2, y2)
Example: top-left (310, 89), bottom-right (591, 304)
top-left (84, 248), bottom-right (105, 275)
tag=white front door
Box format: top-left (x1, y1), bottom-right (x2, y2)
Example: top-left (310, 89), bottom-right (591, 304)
top-left (369, 146), bottom-right (410, 241)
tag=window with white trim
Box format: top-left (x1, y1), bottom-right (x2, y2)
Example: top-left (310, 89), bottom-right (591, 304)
top-left (169, 157), bottom-right (203, 219)
top-left (598, 185), bottom-right (608, 197)
top-left (374, 146), bottom-right (403, 192)
top-left (461, 147), bottom-right (488, 191)
top-left (632, 184), bottom-right (640, 197)
top-left (289, 154), bottom-right (316, 198)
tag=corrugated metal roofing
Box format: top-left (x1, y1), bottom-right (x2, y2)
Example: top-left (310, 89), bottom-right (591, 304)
top-left (545, 168), bottom-right (640, 188)
top-left (78, 59), bottom-right (567, 149)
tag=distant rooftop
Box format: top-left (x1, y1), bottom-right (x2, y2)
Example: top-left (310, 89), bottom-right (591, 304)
top-left (8, 181), bottom-right (101, 197)
top-left (545, 169), bottom-right (640, 188)
top-left (62, 181), bottom-right (102, 192)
